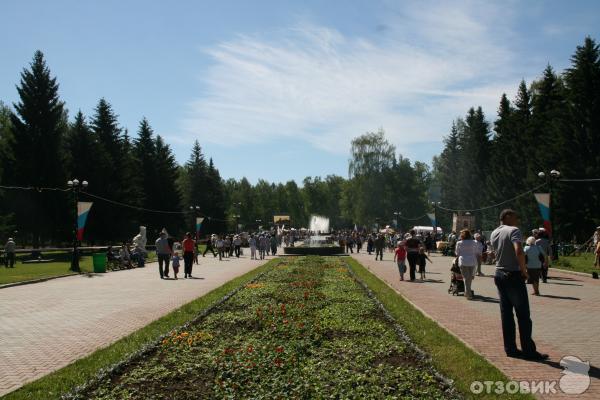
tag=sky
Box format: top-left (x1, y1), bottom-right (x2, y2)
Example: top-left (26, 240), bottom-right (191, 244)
top-left (1, 0), bottom-right (599, 184)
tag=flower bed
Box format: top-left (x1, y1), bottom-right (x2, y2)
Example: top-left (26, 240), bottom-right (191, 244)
top-left (75, 256), bottom-right (454, 399)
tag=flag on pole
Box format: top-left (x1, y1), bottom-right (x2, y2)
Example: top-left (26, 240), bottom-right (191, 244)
top-left (534, 193), bottom-right (552, 236)
top-left (196, 217), bottom-right (205, 235)
top-left (77, 202), bottom-right (93, 240)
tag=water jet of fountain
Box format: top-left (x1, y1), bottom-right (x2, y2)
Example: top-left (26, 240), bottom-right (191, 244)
top-left (309, 215), bottom-right (330, 234)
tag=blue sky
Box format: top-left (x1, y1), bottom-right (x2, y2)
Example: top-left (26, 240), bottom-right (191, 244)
top-left (1, 0), bottom-right (599, 183)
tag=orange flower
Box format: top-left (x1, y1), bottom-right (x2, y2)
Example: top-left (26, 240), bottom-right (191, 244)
top-left (275, 346), bottom-right (284, 353)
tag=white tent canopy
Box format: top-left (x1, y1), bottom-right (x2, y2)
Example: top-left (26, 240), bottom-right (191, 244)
top-left (412, 226), bottom-right (444, 235)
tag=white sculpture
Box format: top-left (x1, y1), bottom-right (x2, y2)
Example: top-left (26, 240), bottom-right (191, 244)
top-left (132, 226), bottom-right (148, 255)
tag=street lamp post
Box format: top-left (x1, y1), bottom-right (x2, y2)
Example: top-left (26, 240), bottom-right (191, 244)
top-left (67, 178), bottom-right (88, 272)
top-left (189, 206), bottom-right (200, 240)
top-left (430, 201), bottom-right (441, 236)
top-left (233, 202), bottom-right (242, 233)
top-left (393, 211), bottom-right (401, 230)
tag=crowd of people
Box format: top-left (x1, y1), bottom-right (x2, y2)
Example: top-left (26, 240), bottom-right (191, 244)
top-left (148, 230), bottom-right (285, 280)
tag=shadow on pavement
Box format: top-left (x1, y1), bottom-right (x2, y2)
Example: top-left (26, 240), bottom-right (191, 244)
top-left (83, 273), bottom-right (105, 278)
top-left (548, 276), bottom-right (582, 282)
top-left (541, 360), bottom-right (600, 380)
top-left (470, 295), bottom-right (500, 304)
top-left (414, 279), bottom-right (444, 284)
top-left (537, 294), bottom-right (580, 301)
top-left (545, 281), bottom-right (583, 287)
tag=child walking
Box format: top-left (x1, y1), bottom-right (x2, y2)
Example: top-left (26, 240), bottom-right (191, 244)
top-left (418, 247), bottom-right (432, 280)
top-left (171, 251), bottom-right (181, 280)
top-left (394, 241), bottom-right (407, 281)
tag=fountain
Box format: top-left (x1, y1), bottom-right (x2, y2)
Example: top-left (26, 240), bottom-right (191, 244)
top-left (283, 215), bottom-right (343, 256)
top-left (309, 215), bottom-right (330, 234)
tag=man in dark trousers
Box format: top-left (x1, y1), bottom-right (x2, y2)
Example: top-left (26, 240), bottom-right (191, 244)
top-left (155, 231), bottom-right (172, 279)
top-left (490, 209), bottom-right (548, 360)
top-left (405, 230), bottom-right (421, 281)
top-left (202, 234), bottom-right (217, 257)
top-left (374, 234), bottom-right (385, 261)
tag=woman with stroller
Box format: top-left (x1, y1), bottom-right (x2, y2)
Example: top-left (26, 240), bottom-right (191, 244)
top-left (455, 229), bottom-right (480, 300)
top-left (524, 236), bottom-right (545, 295)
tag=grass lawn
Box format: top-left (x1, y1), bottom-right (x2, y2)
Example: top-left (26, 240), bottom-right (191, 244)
top-left (346, 257), bottom-right (534, 400)
top-left (0, 259), bottom-right (91, 285)
top-left (4, 258), bottom-right (277, 400)
top-left (0, 251), bottom-right (158, 286)
top-left (553, 253), bottom-right (598, 275)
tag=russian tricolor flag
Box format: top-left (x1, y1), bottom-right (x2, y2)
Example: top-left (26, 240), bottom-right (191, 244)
top-left (77, 202), bottom-right (93, 241)
top-left (533, 193), bottom-right (552, 236)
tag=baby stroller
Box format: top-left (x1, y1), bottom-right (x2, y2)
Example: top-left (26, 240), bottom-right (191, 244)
top-left (448, 260), bottom-right (465, 296)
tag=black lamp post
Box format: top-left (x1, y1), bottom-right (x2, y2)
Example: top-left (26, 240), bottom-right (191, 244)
top-left (233, 202), bottom-right (242, 233)
top-left (431, 201), bottom-right (441, 236)
top-left (189, 205), bottom-right (200, 239)
top-left (393, 211), bottom-right (401, 230)
top-left (67, 178), bottom-right (88, 272)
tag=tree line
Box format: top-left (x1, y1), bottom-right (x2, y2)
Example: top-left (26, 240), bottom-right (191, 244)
top-left (0, 51), bottom-right (431, 246)
top-left (433, 37), bottom-right (600, 240)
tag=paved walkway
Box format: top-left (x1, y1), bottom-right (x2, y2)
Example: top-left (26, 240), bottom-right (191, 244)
top-left (0, 251), bottom-right (273, 396)
top-left (352, 251), bottom-right (600, 399)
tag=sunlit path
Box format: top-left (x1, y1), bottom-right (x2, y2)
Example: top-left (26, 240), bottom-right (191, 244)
top-left (352, 251), bottom-right (600, 399)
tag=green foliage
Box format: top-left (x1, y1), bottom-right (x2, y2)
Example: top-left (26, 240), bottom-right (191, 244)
top-left (554, 253), bottom-right (597, 274)
top-left (77, 257), bottom-right (450, 399)
top-left (5, 51), bottom-right (69, 245)
top-left (435, 37), bottom-right (600, 238)
top-left (343, 129), bottom-right (429, 228)
top-left (0, 102), bottom-right (16, 237)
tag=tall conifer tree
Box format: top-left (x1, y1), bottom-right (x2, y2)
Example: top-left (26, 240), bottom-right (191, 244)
top-left (9, 51), bottom-right (68, 244)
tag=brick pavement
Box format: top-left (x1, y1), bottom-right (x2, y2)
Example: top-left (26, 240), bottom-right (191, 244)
top-left (0, 252), bottom-right (272, 396)
top-left (352, 251), bottom-right (600, 399)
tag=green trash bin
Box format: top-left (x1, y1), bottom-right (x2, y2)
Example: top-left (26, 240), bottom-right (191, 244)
top-left (92, 253), bottom-right (107, 273)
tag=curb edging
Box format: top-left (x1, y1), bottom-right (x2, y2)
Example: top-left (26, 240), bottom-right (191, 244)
top-left (0, 273), bottom-right (78, 290)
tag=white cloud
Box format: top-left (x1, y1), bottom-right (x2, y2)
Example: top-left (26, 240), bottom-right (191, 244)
top-left (181, 1), bottom-right (525, 156)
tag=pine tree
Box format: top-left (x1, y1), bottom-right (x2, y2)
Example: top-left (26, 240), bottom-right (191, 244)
top-left (134, 118), bottom-right (157, 210)
top-left (561, 36), bottom-right (600, 238)
top-left (205, 158), bottom-right (226, 233)
top-left (179, 140), bottom-right (208, 233)
top-left (87, 99), bottom-right (133, 241)
top-left (486, 91), bottom-right (534, 229)
top-left (65, 111), bottom-right (96, 181)
top-left (436, 121), bottom-right (462, 219)
top-left (153, 135), bottom-right (182, 235)
top-left (0, 102), bottom-right (16, 237)
top-left (8, 51), bottom-right (68, 244)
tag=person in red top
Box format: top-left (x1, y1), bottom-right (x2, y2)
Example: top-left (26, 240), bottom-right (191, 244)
top-left (393, 241), bottom-right (408, 281)
top-left (182, 232), bottom-right (196, 278)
